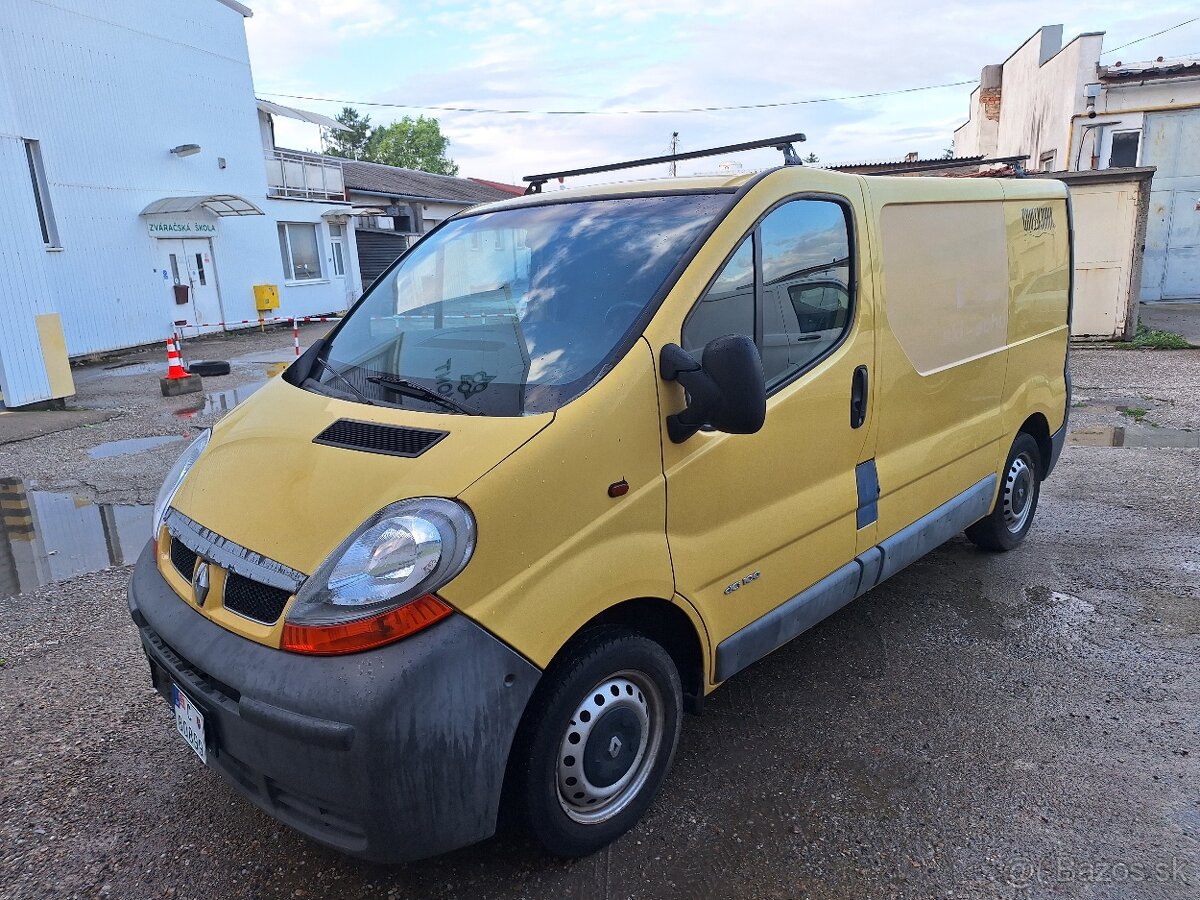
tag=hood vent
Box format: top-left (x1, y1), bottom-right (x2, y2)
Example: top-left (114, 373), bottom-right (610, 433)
top-left (313, 419), bottom-right (448, 458)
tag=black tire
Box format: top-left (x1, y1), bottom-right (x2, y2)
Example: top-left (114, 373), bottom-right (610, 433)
top-left (508, 627), bottom-right (682, 857)
top-left (966, 432), bottom-right (1042, 552)
top-left (186, 360), bottom-right (231, 376)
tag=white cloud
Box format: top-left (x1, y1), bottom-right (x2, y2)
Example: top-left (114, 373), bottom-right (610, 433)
top-left (245, 0), bottom-right (1200, 182)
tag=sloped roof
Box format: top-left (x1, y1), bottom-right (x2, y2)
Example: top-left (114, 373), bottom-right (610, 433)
top-left (829, 155), bottom-right (984, 172)
top-left (468, 177), bottom-right (525, 196)
top-left (1100, 57), bottom-right (1200, 81)
top-left (339, 158), bottom-right (517, 204)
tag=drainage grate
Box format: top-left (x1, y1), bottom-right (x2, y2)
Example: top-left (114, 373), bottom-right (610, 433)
top-left (313, 418), bottom-right (448, 458)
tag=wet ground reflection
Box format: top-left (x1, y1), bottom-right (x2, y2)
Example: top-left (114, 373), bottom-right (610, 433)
top-left (175, 381), bottom-right (266, 419)
top-left (1068, 425), bottom-right (1200, 448)
top-left (0, 478), bottom-right (151, 600)
top-left (88, 435), bottom-right (184, 459)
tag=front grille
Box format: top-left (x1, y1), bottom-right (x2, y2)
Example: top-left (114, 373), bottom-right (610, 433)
top-left (224, 573), bottom-right (292, 624)
top-left (170, 538), bottom-right (198, 580)
top-left (313, 418), bottom-right (447, 458)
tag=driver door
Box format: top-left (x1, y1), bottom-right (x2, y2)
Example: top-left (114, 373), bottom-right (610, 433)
top-left (653, 191), bottom-right (877, 677)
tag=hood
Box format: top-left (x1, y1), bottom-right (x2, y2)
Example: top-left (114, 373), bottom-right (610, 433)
top-left (171, 376), bottom-right (552, 574)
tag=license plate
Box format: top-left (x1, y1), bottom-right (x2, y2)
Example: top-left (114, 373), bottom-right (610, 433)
top-left (172, 684), bottom-right (207, 764)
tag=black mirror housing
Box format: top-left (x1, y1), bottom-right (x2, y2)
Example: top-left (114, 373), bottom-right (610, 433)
top-left (660, 336), bottom-right (766, 443)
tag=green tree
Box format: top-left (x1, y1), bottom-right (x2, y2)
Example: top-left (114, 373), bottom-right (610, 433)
top-left (366, 115), bottom-right (459, 175)
top-left (941, 141), bottom-right (955, 159)
top-left (325, 107), bottom-right (373, 159)
top-left (804, 152), bottom-right (820, 164)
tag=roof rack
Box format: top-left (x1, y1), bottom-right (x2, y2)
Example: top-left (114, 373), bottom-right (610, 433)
top-left (522, 133), bottom-right (807, 195)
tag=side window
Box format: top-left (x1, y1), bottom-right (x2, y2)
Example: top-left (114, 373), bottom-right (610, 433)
top-left (681, 236), bottom-right (754, 355)
top-left (759, 200), bottom-right (852, 387)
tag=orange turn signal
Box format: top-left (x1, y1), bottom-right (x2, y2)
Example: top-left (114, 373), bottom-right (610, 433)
top-left (280, 594), bottom-right (453, 655)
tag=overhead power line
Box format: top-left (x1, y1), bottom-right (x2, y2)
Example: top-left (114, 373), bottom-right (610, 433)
top-left (255, 79), bottom-right (979, 117)
top-left (1101, 15), bottom-right (1200, 56)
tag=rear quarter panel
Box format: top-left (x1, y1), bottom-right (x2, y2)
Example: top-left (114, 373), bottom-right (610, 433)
top-left (999, 180), bottom-right (1071, 463)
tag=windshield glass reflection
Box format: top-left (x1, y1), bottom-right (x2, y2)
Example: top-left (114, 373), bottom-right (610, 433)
top-left (314, 193), bottom-right (729, 415)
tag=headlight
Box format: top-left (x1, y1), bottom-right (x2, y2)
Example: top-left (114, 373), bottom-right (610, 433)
top-left (152, 429), bottom-right (210, 541)
top-left (282, 498), bottom-right (475, 654)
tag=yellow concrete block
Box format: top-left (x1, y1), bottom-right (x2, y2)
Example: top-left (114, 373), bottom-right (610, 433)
top-left (35, 313), bottom-right (75, 400)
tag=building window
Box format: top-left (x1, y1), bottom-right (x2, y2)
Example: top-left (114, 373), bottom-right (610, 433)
top-left (1039, 150), bottom-right (1057, 172)
top-left (278, 223), bottom-right (323, 281)
top-left (329, 223), bottom-right (346, 277)
top-left (1108, 131), bottom-right (1140, 168)
top-left (24, 139), bottom-right (60, 248)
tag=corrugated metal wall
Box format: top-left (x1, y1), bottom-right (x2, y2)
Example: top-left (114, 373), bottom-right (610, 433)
top-left (1141, 109), bottom-right (1200, 301)
top-left (356, 230), bottom-right (409, 288)
top-left (0, 1), bottom-right (361, 404)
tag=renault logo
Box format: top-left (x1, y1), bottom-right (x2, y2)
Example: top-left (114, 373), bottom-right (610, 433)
top-left (608, 735), bottom-right (623, 759)
top-left (192, 561), bottom-right (211, 607)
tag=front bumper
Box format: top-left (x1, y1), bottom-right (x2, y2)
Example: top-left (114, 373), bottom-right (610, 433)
top-left (128, 545), bottom-right (540, 863)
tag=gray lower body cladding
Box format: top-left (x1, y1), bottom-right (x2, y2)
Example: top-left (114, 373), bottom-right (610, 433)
top-left (715, 474), bottom-right (997, 682)
top-left (127, 545), bottom-right (540, 863)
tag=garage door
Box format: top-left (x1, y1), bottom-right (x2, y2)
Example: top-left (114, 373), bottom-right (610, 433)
top-left (1141, 109), bottom-right (1200, 301)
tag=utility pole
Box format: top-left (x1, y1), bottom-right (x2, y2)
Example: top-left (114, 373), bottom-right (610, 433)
top-left (670, 132), bottom-right (679, 176)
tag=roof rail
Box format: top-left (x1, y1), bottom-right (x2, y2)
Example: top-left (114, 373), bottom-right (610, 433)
top-left (522, 133), bottom-right (807, 195)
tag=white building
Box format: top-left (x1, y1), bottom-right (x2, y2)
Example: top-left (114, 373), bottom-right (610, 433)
top-left (954, 26), bottom-right (1200, 305)
top-left (0, 0), bottom-right (360, 408)
top-left (336, 159), bottom-right (521, 285)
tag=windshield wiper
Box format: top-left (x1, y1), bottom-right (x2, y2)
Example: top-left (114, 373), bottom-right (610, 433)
top-left (365, 374), bottom-right (479, 416)
top-left (313, 357), bottom-right (377, 406)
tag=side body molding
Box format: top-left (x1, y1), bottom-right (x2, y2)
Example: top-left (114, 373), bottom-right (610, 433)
top-left (714, 474), bottom-right (997, 682)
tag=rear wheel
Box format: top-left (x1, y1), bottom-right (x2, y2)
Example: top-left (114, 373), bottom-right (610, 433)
top-left (509, 627), bottom-right (682, 857)
top-left (966, 433), bottom-right (1042, 552)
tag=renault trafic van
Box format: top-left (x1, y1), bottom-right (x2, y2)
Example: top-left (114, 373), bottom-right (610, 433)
top-left (128, 137), bottom-right (1071, 863)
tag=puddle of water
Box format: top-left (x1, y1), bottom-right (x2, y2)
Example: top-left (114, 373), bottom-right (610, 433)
top-left (176, 380), bottom-right (266, 419)
top-left (1067, 425), bottom-right (1200, 449)
top-left (88, 434), bottom-right (184, 459)
top-left (74, 361), bottom-right (163, 383)
top-left (0, 477), bottom-right (152, 600)
top-left (229, 349), bottom-right (295, 366)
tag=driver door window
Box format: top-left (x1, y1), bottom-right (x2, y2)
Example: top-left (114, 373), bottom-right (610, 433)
top-left (681, 236), bottom-right (753, 354)
top-left (682, 199), bottom-right (853, 391)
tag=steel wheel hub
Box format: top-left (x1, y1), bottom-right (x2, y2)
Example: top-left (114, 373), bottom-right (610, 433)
top-left (1002, 452), bottom-right (1035, 533)
top-left (556, 671), bottom-right (663, 824)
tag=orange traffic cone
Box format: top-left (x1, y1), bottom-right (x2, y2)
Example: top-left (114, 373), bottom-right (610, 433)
top-left (160, 335), bottom-right (202, 397)
top-left (165, 337), bottom-right (188, 379)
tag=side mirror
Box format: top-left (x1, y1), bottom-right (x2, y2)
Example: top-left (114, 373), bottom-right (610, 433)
top-left (660, 336), bottom-right (766, 443)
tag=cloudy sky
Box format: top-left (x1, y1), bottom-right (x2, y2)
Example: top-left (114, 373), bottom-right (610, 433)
top-left (245, 1), bottom-right (1200, 185)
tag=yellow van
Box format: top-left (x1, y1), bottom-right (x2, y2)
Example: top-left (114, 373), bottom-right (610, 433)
top-left (128, 136), bottom-right (1071, 863)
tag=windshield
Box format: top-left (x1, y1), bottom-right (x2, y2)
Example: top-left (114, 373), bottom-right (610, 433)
top-left (311, 193), bottom-right (730, 415)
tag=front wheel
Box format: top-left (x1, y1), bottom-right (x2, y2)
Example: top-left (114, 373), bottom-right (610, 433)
top-left (966, 432), bottom-right (1042, 552)
top-left (509, 628), bottom-right (682, 857)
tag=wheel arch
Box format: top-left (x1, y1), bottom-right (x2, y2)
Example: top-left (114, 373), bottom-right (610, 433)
top-left (580, 598), bottom-right (707, 712)
top-left (497, 596), bottom-right (707, 833)
top-left (1017, 411), bottom-right (1052, 477)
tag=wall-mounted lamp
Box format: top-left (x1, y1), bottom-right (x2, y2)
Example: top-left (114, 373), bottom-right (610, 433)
top-left (1084, 83), bottom-right (1102, 119)
top-left (169, 144), bottom-right (202, 157)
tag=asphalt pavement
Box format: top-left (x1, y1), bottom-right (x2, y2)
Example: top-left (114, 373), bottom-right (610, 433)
top-left (0, 328), bottom-right (1196, 899)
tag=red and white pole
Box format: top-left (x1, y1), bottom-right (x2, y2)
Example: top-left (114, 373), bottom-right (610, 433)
top-left (293, 318), bottom-right (300, 356)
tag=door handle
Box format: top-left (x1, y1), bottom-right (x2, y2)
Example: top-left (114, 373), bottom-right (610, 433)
top-left (851, 365), bottom-right (868, 429)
